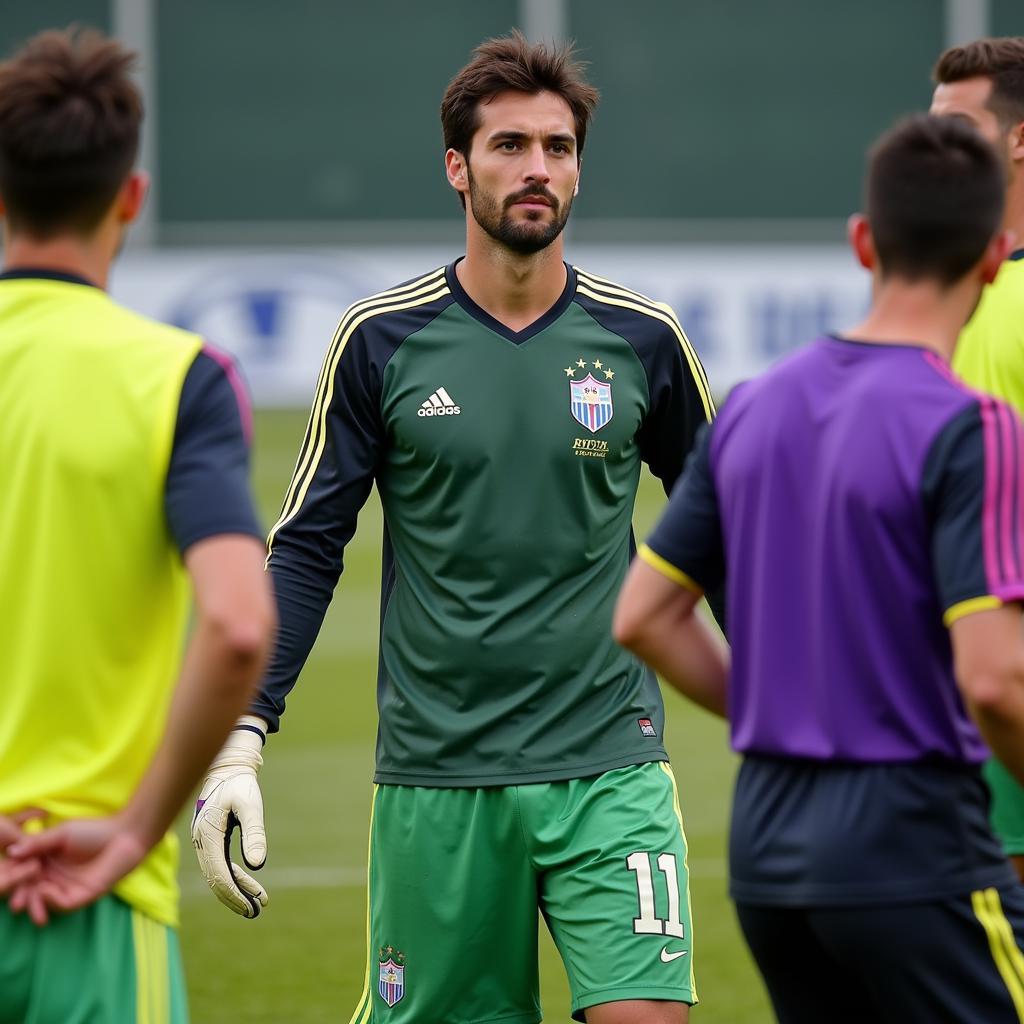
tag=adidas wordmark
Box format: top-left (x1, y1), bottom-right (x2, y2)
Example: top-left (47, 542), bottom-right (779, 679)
top-left (418, 387), bottom-right (461, 417)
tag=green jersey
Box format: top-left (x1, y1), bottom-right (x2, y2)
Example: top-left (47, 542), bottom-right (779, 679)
top-left (258, 261), bottom-right (715, 785)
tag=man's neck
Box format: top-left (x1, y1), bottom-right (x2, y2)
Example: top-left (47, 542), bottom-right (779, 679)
top-left (844, 278), bottom-right (979, 363)
top-left (456, 229), bottom-right (567, 333)
top-left (2, 233), bottom-right (113, 290)
top-left (1005, 175), bottom-right (1024, 252)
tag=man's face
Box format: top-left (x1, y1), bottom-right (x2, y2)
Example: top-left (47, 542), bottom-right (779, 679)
top-left (931, 76), bottom-right (1013, 169)
top-left (460, 90), bottom-right (580, 255)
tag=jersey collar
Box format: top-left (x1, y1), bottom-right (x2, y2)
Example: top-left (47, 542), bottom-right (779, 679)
top-left (445, 258), bottom-right (577, 345)
top-left (0, 267), bottom-right (101, 288)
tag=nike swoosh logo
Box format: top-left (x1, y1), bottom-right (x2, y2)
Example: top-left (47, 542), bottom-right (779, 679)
top-left (660, 947), bottom-right (688, 962)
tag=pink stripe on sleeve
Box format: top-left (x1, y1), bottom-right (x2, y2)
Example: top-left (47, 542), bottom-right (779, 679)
top-left (981, 399), bottom-right (1002, 591)
top-left (998, 401), bottom-right (1017, 585)
top-left (202, 342), bottom-right (253, 444)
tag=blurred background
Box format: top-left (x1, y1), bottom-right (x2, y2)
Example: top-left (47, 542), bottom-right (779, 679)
top-left (6, 0), bottom-right (1017, 403)
top-left (5, 3), bottom-right (1020, 1022)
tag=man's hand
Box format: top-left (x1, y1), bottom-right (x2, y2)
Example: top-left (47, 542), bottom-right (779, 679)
top-left (0, 810), bottom-right (46, 897)
top-left (6, 816), bottom-right (149, 926)
top-left (191, 715), bottom-right (269, 918)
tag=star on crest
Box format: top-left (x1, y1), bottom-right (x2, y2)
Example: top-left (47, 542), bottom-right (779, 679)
top-left (564, 366), bottom-right (574, 376)
top-left (576, 358), bottom-right (586, 368)
top-left (593, 359), bottom-right (603, 369)
top-left (604, 369), bottom-right (615, 379)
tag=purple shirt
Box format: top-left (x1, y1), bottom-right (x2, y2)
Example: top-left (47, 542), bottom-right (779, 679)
top-left (646, 336), bottom-right (1024, 763)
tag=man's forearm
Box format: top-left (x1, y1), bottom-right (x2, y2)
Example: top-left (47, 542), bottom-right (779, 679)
top-left (629, 613), bottom-right (729, 718)
top-left (120, 535), bottom-right (275, 848)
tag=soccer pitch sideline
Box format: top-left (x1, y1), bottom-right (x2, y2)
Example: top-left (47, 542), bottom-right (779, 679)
top-left (176, 408), bottom-right (772, 1023)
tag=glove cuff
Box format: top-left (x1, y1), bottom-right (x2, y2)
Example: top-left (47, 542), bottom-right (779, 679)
top-left (210, 716), bottom-right (267, 771)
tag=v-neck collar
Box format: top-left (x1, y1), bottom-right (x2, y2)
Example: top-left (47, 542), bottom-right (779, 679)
top-left (445, 259), bottom-right (577, 345)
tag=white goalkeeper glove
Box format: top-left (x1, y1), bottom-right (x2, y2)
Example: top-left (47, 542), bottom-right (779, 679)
top-left (191, 715), bottom-right (270, 918)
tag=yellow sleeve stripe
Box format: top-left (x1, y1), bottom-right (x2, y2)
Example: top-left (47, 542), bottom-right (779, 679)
top-left (269, 267), bottom-right (446, 547)
top-left (267, 275), bottom-right (450, 562)
top-left (574, 268), bottom-right (715, 411)
top-left (638, 543), bottom-right (703, 593)
top-left (575, 275), bottom-right (716, 423)
top-left (972, 888), bottom-right (1024, 1020)
top-left (347, 784), bottom-right (379, 1024)
top-left (943, 595), bottom-right (1003, 626)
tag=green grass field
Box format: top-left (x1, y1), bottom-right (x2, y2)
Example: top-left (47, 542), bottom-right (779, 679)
top-left (177, 409), bottom-right (773, 1023)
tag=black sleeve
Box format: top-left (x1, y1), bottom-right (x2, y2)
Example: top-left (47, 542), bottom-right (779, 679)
top-left (251, 324), bottom-right (384, 731)
top-left (165, 348), bottom-right (262, 553)
top-left (923, 400), bottom-right (1024, 621)
top-left (643, 423), bottom-right (726, 597)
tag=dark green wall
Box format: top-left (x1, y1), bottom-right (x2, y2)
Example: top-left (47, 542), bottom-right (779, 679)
top-left (993, 1), bottom-right (1024, 37)
top-left (156, 0), bottom-right (945, 227)
top-left (157, 0), bottom-right (518, 223)
top-left (569, 0), bottom-right (943, 221)
top-left (0, 3), bottom-right (110, 59)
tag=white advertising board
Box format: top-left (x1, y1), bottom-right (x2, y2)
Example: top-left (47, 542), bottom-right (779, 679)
top-left (109, 245), bottom-right (870, 406)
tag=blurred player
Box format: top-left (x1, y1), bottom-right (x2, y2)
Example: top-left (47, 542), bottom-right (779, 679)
top-left (0, 27), bottom-right (276, 1023)
top-left (192, 30), bottom-right (715, 1024)
top-left (931, 36), bottom-right (1024, 882)
top-left (616, 115), bottom-right (1024, 1023)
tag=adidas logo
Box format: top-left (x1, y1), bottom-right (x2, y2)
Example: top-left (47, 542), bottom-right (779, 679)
top-left (418, 387), bottom-right (461, 417)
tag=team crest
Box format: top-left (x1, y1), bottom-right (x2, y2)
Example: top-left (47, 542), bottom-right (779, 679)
top-left (567, 357), bottom-right (614, 433)
top-left (378, 947), bottom-right (406, 1007)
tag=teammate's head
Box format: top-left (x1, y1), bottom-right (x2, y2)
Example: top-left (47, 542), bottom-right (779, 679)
top-left (848, 114), bottom-right (1007, 289)
top-left (0, 27), bottom-right (144, 240)
top-left (931, 37), bottom-right (1024, 178)
top-left (441, 31), bottom-right (599, 254)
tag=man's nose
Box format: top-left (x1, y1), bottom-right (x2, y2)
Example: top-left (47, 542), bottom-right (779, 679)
top-left (523, 143), bottom-right (551, 184)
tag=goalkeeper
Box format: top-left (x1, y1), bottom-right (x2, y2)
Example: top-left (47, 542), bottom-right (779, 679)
top-left (193, 31), bottom-right (720, 1024)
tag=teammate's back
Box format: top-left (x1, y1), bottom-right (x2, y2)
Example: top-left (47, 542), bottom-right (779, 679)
top-left (0, 28), bottom-right (274, 1024)
top-left (712, 334), bottom-right (1009, 760)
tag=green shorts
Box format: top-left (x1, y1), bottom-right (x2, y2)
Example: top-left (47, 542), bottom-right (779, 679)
top-left (347, 761), bottom-right (696, 1024)
top-left (0, 893), bottom-right (188, 1024)
top-left (984, 757), bottom-right (1024, 856)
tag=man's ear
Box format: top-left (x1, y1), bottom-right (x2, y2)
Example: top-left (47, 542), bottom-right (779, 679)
top-left (573, 159), bottom-right (582, 197)
top-left (445, 149), bottom-right (469, 197)
top-left (116, 171), bottom-right (149, 224)
top-left (1009, 119), bottom-right (1024, 166)
top-left (847, 213), bottom-right (876, 272)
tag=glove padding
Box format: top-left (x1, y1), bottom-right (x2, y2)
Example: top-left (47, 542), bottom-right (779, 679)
top-left (191, 716), bottom-right (269, 918)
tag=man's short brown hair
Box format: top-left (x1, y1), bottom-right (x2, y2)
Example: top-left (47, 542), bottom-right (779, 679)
top-left (440, 30), bottom-right (599, 158)
top-left (933, 37), bottom-right (1024, 127)
top-left (866, 114), bottom-right (1004, 286)
top-left (0, 27), bottom-right (142, 237)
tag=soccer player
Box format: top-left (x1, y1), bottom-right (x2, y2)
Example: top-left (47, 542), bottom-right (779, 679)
top-left (615, 114), bottom-right (1024, 1024)
top-left (931, 36), bottom-right (1024, 883)
top-left (0, 28), bottom-right (276, 1023)
top-left (192, 31), bottom-right (715, 1024)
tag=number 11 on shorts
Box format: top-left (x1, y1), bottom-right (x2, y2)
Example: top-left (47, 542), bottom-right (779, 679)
top-left (627, 851), bottom-right (685, 937)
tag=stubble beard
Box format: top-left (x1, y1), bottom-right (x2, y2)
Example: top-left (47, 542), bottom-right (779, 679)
top-left (466, 167), bottom-right (573, 256)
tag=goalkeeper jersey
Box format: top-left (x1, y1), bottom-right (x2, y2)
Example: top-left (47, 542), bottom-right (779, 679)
top-left (258, 261), bottom-right (715, 786)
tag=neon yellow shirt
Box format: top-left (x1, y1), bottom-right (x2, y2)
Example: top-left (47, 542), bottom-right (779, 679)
top-left (954, 254), bottom-right (1024, 412)
top-left (0, 274), bottom-right (202, 926)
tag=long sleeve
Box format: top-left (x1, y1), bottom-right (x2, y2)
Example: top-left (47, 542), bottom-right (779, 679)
top-left (252, 323), bottom-right (384, 731)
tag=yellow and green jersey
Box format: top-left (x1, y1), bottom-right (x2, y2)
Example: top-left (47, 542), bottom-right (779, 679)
top-left (954, 252), bottom-right (1024, 409)
top-left (0, 270), bottom-right (261, 926)
top-left (260, 261), bottom-right (716, 786)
